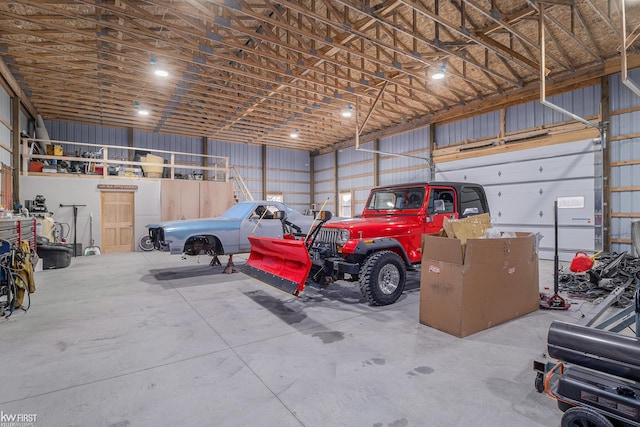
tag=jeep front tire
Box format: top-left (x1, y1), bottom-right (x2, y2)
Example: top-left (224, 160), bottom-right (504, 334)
top-left (359, 250), bottom-right (406, 306)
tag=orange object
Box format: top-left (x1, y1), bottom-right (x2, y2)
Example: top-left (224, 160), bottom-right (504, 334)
top-left (29, 161), bottom-right (43, 172)
top-left (569, 251), bottom-right (593, 272)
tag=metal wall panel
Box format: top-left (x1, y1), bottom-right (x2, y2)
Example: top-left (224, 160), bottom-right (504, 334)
top-left (436, 140), bottom-right (600, 261)
top-left (0, 86), bottom-right (11, 168)
top-left (505, 85), bottom-right (600, 132)
top-left (45, 120), bottom-right (129, 159)
top-left (610, 69), bottom-right (640, 111)
top-left (435, 111), bottom-right (499, 147)
top-left (135, 132), bottom-right (203, 177)
top-left (313, 152), bottom-right (335, 207)
top-left (265, 147), bottom-right (310, 211)
top-left (336, 141), bottom-right (375, 214)
top-left (609, 71), bottom-right (640, 254)
top-left (378, 127), bottom-right (431, 185)
top-left (19, 110), bottom-right (32, 137)
top-left (0, 86), bottom-right (10, 124)
top-left (209, 140), bottom-right (263, 200)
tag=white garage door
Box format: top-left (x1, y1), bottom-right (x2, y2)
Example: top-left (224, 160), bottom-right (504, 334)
top-left (435, 139), bottom-right (603, 261)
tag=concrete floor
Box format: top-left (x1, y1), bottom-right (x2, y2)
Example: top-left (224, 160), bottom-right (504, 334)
top-left (0, 252), bottom-right (595, 427)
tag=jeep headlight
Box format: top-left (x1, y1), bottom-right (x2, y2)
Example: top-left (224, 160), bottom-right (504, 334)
top-left (337, 229), bottom-right (350, 245)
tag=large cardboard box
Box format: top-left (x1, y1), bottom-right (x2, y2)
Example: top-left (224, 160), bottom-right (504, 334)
top-left (420, 233), bottom-right (539, 338)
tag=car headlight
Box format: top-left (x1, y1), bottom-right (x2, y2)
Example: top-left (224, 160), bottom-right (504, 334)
top-left (337, 229), bottom-right (350, 245)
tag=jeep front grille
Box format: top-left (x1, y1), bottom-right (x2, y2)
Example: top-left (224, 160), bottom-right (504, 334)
top-left (312, 228), bottom-right (341, 255)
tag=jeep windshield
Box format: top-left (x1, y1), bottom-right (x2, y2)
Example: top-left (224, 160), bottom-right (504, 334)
top-left (365, 187), bottom-right (425, 211)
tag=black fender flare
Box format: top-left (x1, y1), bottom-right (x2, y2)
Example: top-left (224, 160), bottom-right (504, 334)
top-left (351, 238), bottom-right (411, 266)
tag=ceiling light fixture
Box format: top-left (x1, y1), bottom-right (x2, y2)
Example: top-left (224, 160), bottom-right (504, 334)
top-left (290, 129), bottom-right (299, 138)
top-left (138, 109), bottom-right (150, 116)
top-left (150, 58), bottom-right (169, 78)
top-left (431, 64), bottom-right (446, 80)
top-left (342, 104), bottom-right (353, 118)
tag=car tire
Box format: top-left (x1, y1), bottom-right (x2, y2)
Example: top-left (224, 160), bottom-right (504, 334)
top-left (359, 250), bottom-right (406, 306)
top-left (561, 406), bottom-right (613, 427)
top-left (139, 235), bottom-right (154, 251)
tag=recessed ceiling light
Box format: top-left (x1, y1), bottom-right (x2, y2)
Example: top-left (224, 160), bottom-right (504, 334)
top-left (138, 109), bottom-right (150, 116)
top-left (290, 129), bottom-right (299, 138)
top-left (154, 69), bottom-right (169, 77)
top-left (342, 104), bottom-right (353, 118)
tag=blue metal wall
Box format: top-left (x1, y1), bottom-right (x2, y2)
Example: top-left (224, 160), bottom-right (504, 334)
top-left (0, 86), bottom-right (11, 167)
top-left (506, 85), bottom-right (600, 132)
top-left (209, 139), bottom-right (262, 200)
top-left (436, 111), bottom-right (499, 147)
top-left (378, 127), bottom-right (431, 185)
top-left (313, 152), bottom-right (335, 209)
top-left (45, 120), bottom-right (129, 160)
top-left (609, 70), bottom-right (640, 254)
top-left (337, 141), bottom-right (375, 215)
top-left (266, 147), bottom-right (311, 211)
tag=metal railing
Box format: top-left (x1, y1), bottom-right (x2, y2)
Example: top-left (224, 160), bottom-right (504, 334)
top-left (22, 138), bottom-right (229, 181)
top-left (231, 166), bottom-right (253, 201)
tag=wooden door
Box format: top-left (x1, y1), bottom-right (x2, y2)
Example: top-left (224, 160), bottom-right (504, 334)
top-left (101, 191), bottom-right (135, 253)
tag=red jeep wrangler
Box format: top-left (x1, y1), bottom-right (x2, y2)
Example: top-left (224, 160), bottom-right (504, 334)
top-left (306, 182), bottom-right (489, 305)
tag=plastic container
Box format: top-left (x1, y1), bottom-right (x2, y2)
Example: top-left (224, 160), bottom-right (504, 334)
top-left (569, 251), bottom-right (593, 272)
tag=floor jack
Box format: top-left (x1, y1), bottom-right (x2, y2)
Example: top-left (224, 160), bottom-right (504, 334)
top-left (539, 201), bottom-right (571, 310)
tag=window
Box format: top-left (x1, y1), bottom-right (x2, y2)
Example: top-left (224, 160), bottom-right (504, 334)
top-left (427, 188), bottom-right (455, 214)
top-left (367, 187), bottom-right (425, 210)
top-left (339, 191), bottom-right (352, 218)
top-left (459, 186), bottom-right (486, 217)
top-left (252, 204), bottom-right (280, 219)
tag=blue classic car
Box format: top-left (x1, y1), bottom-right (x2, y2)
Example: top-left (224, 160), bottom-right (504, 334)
top-left (147, 201), bottom-right (321, 256)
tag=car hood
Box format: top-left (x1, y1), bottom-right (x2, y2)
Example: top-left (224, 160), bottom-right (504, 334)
top-left (146, 217), bottom-right (242, 233)
top-left (321, 216), bottom-right (420, 238)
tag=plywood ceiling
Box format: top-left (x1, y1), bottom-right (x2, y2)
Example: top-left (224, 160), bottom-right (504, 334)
top-left (0, 0), bottom-right (638, 152)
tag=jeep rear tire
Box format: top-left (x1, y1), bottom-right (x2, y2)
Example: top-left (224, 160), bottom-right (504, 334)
top-left (359, 250), bottom-right (406, 306)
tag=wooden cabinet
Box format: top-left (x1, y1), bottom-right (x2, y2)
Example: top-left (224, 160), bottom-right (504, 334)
top-left (161, 180), bottom-right (233, 221)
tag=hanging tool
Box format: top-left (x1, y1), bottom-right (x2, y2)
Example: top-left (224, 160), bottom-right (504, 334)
top-left (539, 200), bottom-right (571, 310)
top-left (84, 213), bottom-right (101, 256)
top-left (59, 204), bottom-right (86, 257)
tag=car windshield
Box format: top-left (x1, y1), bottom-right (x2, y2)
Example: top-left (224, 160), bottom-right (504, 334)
top-left (219, 202), bottom-right (296, 219)
top-left (366, 188), bottom-right (425, 210)
top-left (219, 203), bottom-right (255, 219)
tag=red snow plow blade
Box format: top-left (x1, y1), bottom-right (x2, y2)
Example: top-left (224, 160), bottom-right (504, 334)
top-left (242, 236), bottom-right (311, 295)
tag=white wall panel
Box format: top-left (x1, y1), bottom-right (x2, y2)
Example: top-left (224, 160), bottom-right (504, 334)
top-left (20, 175), bottom-right (161, 252)
top-left (436, 140), bottom-right (600, 261)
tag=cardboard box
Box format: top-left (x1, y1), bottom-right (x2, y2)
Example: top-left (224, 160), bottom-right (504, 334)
top-left (419, 233), bottom-right (539, 338)
top-left (442, 213), bottom-right (491, 243)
